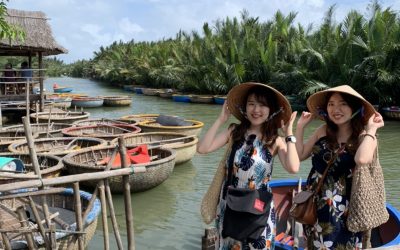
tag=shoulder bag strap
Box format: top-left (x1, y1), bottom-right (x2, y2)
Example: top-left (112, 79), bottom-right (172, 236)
top-left (314, 144), bottom-right (345, 194)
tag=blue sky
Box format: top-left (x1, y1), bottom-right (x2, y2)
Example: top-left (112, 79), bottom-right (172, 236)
top-left (7, 0), bottom-right (400, 63)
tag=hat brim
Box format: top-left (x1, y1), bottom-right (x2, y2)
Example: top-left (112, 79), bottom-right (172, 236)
top-left (307, 85), bottom-right (375, 124)
top-left (227, 82), bottom-right (292, 124)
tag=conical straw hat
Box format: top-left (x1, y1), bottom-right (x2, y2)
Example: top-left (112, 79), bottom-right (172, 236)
top-left (227, 82), bottom-right (292, 124)
top-left (307, 85), bottom-right (375, 124)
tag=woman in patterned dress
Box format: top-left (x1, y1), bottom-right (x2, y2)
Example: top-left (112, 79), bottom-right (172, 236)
top-left (295, 85), bottom-right (384, 249)
top-left (197, 82), bottom-right (299, 249)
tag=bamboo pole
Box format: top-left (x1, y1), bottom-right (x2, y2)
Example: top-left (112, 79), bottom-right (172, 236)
top-left (47, 105), bottom-right (53, 136)
top-left (22, 117), bottom-right (42, 178)
top-left (0, 104), bottom-right (2, 127)
top-left (0, 221), bottom-right (11, 250)
top-left (119, 137), bottom-right (135, 250)
top-left (105, 179), bottom-right (124, 250)
top-left (35, 102), bottom-right (39, 124)
top-left (73, 182), bottom-right (84, 250)
top-left (99, 181), bottom-right (110, 250)
top-left (0, 188), bottom-right (65, 200)
top-left (26, 79), bottom-right (30, 118)
top-left (16, 206), bottom-right (37, 249)
top-left (0, 166), bottom-right (146, 192)
top-left (49, 223), bottom-right (57, 249)
top-left (28, 196), bottom-right (51, 249)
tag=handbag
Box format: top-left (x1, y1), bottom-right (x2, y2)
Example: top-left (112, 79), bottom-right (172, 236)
top-left (222, 186), bottom-right (273, 241)
top-left (200, 140), bottom-right (233, 224)
top-left (289, 145), bottom-right (344, 225)
top-left (347, 144), bottom-right (389, 232)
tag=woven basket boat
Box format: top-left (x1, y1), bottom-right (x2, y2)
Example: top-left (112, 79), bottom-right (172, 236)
top-left (0, 135), bottom-right (38, 152)
top-left (71, 97), bottom-right (104, 108)
top-left (8, 137), bottom-right (107, 157)
top-left (0, 188), bottom-right (100, 249)
top-left (190, 95), bottom-right (214, 104)
top-left (63, 145), bottom-right (176, 193)
top-left (102, 96), bottom-right (132, 106)
top-left (119, 114), bottom-right (159, 124)
top-left (61, 124), bottom-right (141, 140)
top-left (382, 107), bottom-right (400, 120)
top-left (138, 119), bottom-right (204, 136)
top-left (111, 132), bottom-right (198, 165)
top-left (72, 118), bottom-right (137, 127)
top-left (0, 154), bottom-right (63, 184)
top-left (0, 123), bottom-right (72, 138)
top-left (141, 88), bottom-right (161, 96)
top-left (30, 111), bottom-right (90, 124)
top-left (158, 90), bottom-right (173, 98)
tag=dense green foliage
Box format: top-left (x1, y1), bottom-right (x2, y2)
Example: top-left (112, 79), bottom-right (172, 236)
top-left (7, 1), bottom-right (400, 105)
top-left (0, 1), bottom-right (24, 41)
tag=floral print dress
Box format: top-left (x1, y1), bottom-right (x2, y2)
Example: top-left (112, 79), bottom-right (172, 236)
top-left (306, 136), bottom-right (362, 250)
top-left (216, 134), bottom-right (276, 250)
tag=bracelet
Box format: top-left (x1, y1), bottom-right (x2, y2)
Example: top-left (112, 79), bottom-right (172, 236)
top-left (364, 133), bottom-right (375, 140)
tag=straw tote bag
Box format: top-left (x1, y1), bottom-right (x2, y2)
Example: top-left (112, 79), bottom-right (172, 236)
top-left (201, 140), bottom-right (233, 224)
top-left (347, 144), bottom-right (389, 232)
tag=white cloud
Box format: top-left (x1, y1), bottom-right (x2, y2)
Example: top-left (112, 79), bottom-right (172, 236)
top-left (81, 24), bottom-right (112, 46)
top-left (118, 18), bottom-right (144, 35)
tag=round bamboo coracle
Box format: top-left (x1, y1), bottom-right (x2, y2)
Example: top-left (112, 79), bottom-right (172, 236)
top-left (62, 145), bottom-right (176, 193)
top-left (111, 132), bottom-right (198, 165)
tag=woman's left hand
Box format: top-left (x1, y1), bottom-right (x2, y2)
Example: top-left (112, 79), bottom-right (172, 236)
top-left (366, 112), bottom-right (384, 131)
top-left (281, 111), bottom-right (297, 136)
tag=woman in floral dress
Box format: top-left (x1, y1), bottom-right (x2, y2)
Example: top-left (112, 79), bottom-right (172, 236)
top-left (295, 85), bottom-right (384, 249)
top-left (198, 82), bottom-right (299, 249)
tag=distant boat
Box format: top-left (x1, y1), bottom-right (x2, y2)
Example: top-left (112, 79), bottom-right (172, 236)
top-left (382, 106), bottom-right (400, 120)
top-left (71, 97), bottom-right (104, 108)
top-left (102, 96), bottom-right (132, 106)
top-left (213, 95), bottom-right (226, 105)
top-left (53, 83), bottom-right (73, 93)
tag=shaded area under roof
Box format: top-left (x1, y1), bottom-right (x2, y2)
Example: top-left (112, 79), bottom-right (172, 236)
top-left (0, 8), bottom-right (68, 57)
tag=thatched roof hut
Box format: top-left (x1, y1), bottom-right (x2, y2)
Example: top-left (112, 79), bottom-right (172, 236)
top-left (0, 9), bottom-right (67, 56)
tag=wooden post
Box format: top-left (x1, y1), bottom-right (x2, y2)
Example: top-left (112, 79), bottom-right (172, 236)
top-left (99, 181), bottom-right (110, 250)
top-left (73, 182), bottom-right (84, 250)
top-left (0, 104), bottom-right (2, 127)
top-left (118, 137), bottom-right (135, 250)
top-left (16, 206), bottom-right (37, 249)
top-left (26, 79), bottom-right (30, 118)
top-left (105, 179), bottom-right (124, 250)
top-left (35, 102), bottom-right (39, 124)
top-left (39, 53), bottom-right (44, 112)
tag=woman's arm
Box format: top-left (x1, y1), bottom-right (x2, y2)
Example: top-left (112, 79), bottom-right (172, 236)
top-left (197, 102), bottom-right (232, 154)
top-left (354, 112), bottom-right (384, 165)
top-left (295, 112), bottom-right (323, 161)
top-left (277, 111), bottom-right (300, 173)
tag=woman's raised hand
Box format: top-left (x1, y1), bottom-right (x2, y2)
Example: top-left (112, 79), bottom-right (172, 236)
top-left (366, 112), bottom-right (384, 132)
top-left (218, 101), bottom-right (231, 123)
top-left (281, 111), bottom-right (297, 136)
top-left (296, 111), bottom-right (314, 129)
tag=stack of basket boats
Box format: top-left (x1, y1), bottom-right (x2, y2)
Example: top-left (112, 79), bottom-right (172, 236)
top-left (0, 113), bottom-right (201, 194)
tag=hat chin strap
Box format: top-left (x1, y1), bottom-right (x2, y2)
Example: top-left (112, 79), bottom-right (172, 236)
top-left (350, 106), bottom-right (364, 120)
top-left (265, 107), bottom-right (283, 123)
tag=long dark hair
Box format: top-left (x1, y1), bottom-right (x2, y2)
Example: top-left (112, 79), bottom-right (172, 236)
top-left (324, 92), bottom-right (364, 153)
top-left (231, 86), bottom-right (281, 148)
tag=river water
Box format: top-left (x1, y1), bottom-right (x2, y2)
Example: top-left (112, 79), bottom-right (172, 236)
top-left (46, 78), bottom-right (400, 249)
